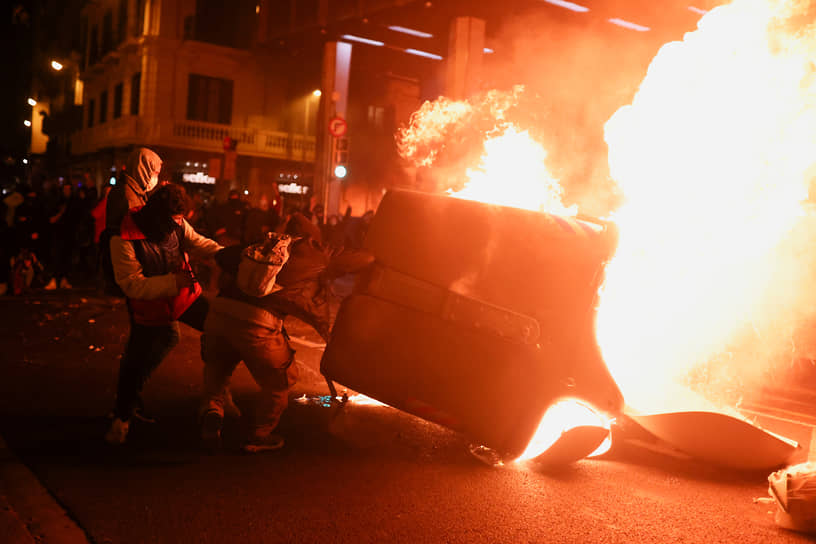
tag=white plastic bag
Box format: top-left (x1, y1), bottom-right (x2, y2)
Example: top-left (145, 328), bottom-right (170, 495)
top-left (236, 233), bottom-right (293, 297)
top-left (769, 462), bottom-right (816, 533)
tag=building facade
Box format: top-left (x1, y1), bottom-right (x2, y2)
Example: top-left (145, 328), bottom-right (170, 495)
top-left (70, 0), bottom-right (318, 204)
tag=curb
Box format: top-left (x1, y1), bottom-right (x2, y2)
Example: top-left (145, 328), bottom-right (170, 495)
top-left (0, 434), bottom-right (90, 544)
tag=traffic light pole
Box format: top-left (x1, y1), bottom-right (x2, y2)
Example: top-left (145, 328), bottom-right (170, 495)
top-left (316, 41), bottom-right (352, 219)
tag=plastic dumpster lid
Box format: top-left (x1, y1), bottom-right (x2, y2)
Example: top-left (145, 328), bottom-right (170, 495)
top-left (626, 409), bottom-right (798, 470)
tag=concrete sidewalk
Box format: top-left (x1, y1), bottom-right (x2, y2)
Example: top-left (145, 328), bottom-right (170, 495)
top-left (0, 434), bottom-right (89, 544)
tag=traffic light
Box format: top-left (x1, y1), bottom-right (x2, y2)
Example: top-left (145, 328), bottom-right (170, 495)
top-left (332, 137), bottom-right (348, 179)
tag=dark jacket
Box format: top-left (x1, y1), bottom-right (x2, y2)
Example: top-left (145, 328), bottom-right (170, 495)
top-left (215, 239), bottom-right (374, 340)
top-left (116, 213), bottom-right (202, 326)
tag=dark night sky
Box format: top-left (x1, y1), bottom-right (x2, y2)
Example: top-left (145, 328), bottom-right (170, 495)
top-left (1, 1), bottom-right (34, 160)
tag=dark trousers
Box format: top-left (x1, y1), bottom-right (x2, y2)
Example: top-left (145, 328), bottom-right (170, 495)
top-left (113, 296), bottom-right (209, 420)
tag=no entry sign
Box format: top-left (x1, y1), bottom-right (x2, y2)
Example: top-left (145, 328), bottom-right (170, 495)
top-left (328, 116), bottom-right (347, 137)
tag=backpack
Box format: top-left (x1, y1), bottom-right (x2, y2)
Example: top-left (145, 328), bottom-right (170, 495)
top-left (236, 232), bottom-right (294, 297)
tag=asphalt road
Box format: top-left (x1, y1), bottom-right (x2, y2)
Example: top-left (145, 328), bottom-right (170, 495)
top-left (1, 289), bottom-right (815, 543)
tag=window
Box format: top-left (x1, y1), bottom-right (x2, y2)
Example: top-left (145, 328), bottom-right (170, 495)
top-left (99, 90), bottom-right (108, 124)
top-left (367, 105), bottom-right (385, 128)
top-left (130, 73), bottom-right (141, 115)
top-left (134, 0), bottom-right (145, 36)
top-left (186, 74), bottom-right (233, 125)
top-left (89, 25), bottom-right (99, 65)
top-left (102, 11), bottom-right (113, 54)
top-left (113, 83), bottom-right (123, 119)
top-left (80, 17), bottom-right (88, 67)
top-left (117, 0), bottom-right (128, 43)
top-left (183, 15), bottom-right (194, 39)
top-left (268, 1), bottom-right (291, 32)
top-left (295, 0), bottom-right (319, 27)
top-left (194, 0), bottom-right (256, 48)
top-left (88, 98), bottom-right (95, 128)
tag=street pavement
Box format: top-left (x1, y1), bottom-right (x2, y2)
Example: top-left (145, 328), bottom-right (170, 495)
top-left (2, 289), bottom-right (816, 543)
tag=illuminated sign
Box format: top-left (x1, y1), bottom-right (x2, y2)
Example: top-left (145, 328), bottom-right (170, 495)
top-left (278, 182), bottom-right (309, 195)
top-left (182, 172), bottom-right (216, 184)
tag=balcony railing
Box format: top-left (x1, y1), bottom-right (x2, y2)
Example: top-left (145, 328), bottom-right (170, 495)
top-left (71, 117), bottom-right (315, 162)
top-left (166, 120), bottom-right (315, 161)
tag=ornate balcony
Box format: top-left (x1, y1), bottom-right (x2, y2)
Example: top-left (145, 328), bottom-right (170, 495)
top-left (71, 117), bottom-right (315, 162)
top-left (164, 120), bottom-right (315, 161)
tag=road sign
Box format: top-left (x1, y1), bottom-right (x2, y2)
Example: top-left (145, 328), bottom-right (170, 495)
top-left (328, 116), bottom-right (347, 137)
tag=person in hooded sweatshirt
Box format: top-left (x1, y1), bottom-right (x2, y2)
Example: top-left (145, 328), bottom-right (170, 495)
top-left (105, 184), bottom-right (222, 445)
top-left (100, 148), bottom-right (240, 424)
top-left (106, 147), bottom-right (162, 235)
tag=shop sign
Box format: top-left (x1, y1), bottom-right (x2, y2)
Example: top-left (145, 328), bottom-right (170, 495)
top-left (278, 182), bottom-right (310, 195)
top-left (182, 172), bottom-right (216, 184)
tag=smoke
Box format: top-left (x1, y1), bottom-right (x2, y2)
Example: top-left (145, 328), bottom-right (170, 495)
top-left (397, 5), bottom-right (693, 217)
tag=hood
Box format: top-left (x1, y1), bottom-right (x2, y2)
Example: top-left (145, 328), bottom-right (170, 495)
top-left (125, 147), bottom-right (162, 193)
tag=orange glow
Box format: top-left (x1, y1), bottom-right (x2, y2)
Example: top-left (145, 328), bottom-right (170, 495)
top-left (516, 399), bottom-right (612, 462)
top-left (449, 126), bottom-right (577, 216)
top-left (597, 0), bottom-right (816, 413)
top-left (348, 394), bottom-right (388, 407)
top-left (397, 0), bottom-right (816, 461)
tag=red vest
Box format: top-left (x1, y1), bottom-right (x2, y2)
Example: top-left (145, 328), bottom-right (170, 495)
top-left (120, 212), bottom-right (201, 326)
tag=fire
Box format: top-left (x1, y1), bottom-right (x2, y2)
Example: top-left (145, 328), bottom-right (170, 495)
top-left (516, 399), bottom-right (612, 462)
top-left (597, 0), bottom-right (816, 413)
top-left (450, 126), bottom-right (577, 216)
top-left (398, 86), bottom-right (576, 215)
top-left (397, 0), bottom-right (816, 462)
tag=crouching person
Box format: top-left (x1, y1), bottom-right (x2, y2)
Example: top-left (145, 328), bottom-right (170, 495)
top-left (201, 212), bottom-right (374, 453)
top-left (106, 184), bottom-right (221, 444)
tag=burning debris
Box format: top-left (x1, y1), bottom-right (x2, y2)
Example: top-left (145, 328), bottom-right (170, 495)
top-left (323, 0), bottom-right (816, 469)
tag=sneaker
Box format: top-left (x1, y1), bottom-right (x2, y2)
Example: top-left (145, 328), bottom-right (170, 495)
top-left (243, 432), bottom-right (284, 454)
top-left (223, 388), bottom-right (242, 419)
top-left (44, 278), bottom-right (57, 290)
top-left (59, 278), bottom-right (72, 289)
top-left (105, 417), bottom-right (130, 445)
top-left (200, 409), bottom-right (223, 450)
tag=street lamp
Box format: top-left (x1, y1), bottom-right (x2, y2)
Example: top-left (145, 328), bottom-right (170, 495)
top-left (27, 98), bottom-right (37, 106)
top-left (304, 90), bottom-right (321, 135)
top-left (50, 60), bottom-right (63, 71)
top-left (24, 120), bottom-right (31, 127)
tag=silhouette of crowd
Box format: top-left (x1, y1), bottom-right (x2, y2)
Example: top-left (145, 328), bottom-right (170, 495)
top-left (0, 178), bottom-right (374, 296)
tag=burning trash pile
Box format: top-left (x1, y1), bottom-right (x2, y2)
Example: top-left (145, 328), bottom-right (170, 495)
top-left (322, 0), bottom-right (816, 471)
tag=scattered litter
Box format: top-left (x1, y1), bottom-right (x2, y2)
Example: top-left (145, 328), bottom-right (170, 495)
top-left (88, 345), bottom-right (95, 350)
top-left (94, 346), bottom-right (104, 352)
top-left (88, 319), bottom-right (96, 324)
top-left (469, 444), bottom-right (504, 467)
top-left (768, 462), bottom-right (816, 534)
top-left (294, 394), bottom-right (342, 408)
top-left (80, 298), bottom-right (88, 303)
top-left (53, 337), bottom-right (59, 341)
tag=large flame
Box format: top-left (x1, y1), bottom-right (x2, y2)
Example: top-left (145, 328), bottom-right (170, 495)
top-left (451, 126), bottom-right (577, 216)
top-left (597, 0), bottom-right (816, 413)
top-left (398, 87), bottom-right (576, 215)
top-left (396, 0), bottom-right (816, 461)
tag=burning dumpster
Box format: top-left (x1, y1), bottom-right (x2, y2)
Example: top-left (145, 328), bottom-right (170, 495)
top-left (320, 189), bottom-right (623, 458)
